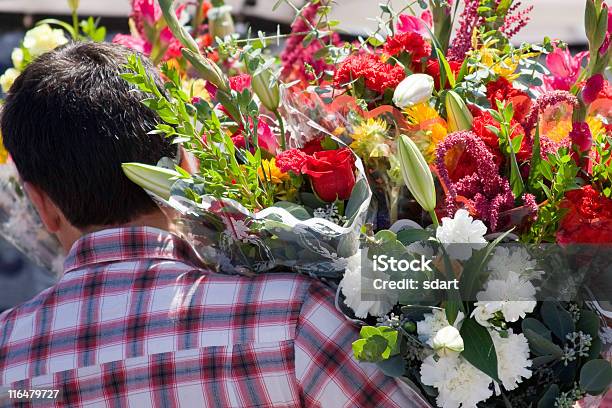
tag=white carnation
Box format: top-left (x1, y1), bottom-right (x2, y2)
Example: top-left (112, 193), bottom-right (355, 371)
top-left (417, 308), bottom-right (464, 347)
top-left (23, 24), bottom-right (68, 58)
top-left (488, 246), bottom-right (543, 282)
top-left (436, 209), bottom-right (487, 260)
top-left (420, 354), bottom-right (493, 408)
top-left (474, 271), bottom-right (537, 323)
top-left (339, 252), bottom-right (398, 318)
top-left (491, 329), bottom-right (532, 392)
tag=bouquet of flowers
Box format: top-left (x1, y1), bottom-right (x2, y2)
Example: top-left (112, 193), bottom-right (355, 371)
top-left (275, 0), bottom-right (612, 406)
top-left (121, 1), bottom-right (370, 278)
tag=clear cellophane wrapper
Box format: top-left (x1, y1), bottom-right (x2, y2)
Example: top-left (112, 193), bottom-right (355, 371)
top-left (150, 89), bottom-right (372, 280)
top-left (0, 162), bottom-right (64, 277)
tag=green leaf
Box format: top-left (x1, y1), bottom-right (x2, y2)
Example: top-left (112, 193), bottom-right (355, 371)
top-left (460, 318), bottom-right (500, 382)
top-left (580, 359), bottom-right (612, 395)
top-left (522, 318), bottom-right (552, 341)
top-left (537, 384), bottom-right (559, 408)
top-left (397, 229), bottom-right (431, 245)
top-left (459, 231), bottom-right (510, 300)
top-left (376, 355), bottom-right (406, 377)
top-left (528, 124), bottom-right (542, 192)
top-left (344, 179), bottom-right (369, 221)
top-left (445, 300), bottom-right (461, 326)
top-left (541, 301), bottom-right (575, 341)
top-left (523, 328), bottom-right (563, 357)
top-left (273, 201), bottom-right (312, 221)
top-left (577, 310), bottom-right (600, 338)
top-left (434, 46), bottom-right (456, 89)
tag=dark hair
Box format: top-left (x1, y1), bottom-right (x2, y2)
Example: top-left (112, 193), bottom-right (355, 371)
top-left (1, 42), bottom-right (175, 229)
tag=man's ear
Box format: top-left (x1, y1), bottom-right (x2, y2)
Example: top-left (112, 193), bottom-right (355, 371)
top-left (24, 182), bottom-right (62, 233)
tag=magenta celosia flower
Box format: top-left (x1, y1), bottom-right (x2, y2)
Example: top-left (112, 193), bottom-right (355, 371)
top-left (279, 1), bottom-right (341, 82)
top-left (449, 0), bottom-right (532, 60)
top-left (435, 131), bottom-right (537, 231)
top-left (543, 46), bottom-right (588, 92)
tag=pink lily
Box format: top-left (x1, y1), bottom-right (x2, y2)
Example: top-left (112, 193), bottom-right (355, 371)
top-left (397, 11), bottom-right (433, 37)
top-left (543, 45), bottom-right (588, 91)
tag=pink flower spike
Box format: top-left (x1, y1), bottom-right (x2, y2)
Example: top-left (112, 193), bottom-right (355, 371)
top-left (583, 74), bottom-right (605, 105)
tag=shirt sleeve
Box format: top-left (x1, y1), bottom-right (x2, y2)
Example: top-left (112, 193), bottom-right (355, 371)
top-left (293, 281), bottom-right (431, 408)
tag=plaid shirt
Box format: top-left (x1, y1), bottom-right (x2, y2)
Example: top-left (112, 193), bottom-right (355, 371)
top-left (0, 227), bottom-right (430, 408)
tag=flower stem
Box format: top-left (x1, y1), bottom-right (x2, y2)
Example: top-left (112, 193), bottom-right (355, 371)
top-left (274, 109), bottom-right (286, 151)
top-left (429, 209), bottom-right (440, 229)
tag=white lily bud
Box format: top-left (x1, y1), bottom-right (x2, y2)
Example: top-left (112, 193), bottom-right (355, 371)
top-left (122, 163), bottom-right (178, 201)
top-left (445, 90), bottom-right (473, 132)
top-left (432, 326), bottom-right (464, 356)
top-left (393, 74), bottom-right (434, 108)
top-left (67, 0), bottom-right (80, 13)
top-left (398, 134), bottom-right (436, 212)
top-left (252, 68), bottom-right (281, 112)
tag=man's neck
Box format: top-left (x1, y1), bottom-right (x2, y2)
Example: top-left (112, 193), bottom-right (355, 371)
top-left (61, 210), bottom-right (173, 252)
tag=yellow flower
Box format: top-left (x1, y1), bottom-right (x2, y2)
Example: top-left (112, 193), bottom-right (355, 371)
top-left (0, 133), bottom-right (8, 165)
top-left (587, 116), bottom-right (605, 138)
top-left (543, 115), bottom-right (606, 143)
top-left (404, 103), bottom-right (448, 161)
top-left (258, 159), bottom-right (289, 184)
top-left (182, 78), bottom-right (211, 102)
top-left (350, 117), bottom-right (391, 158)
top-left (23, 24), bottom-right (68, 58)
top-left (0, 68), bottom-right (20, 94)
top-left (471, 38), bottom-right (539, 81)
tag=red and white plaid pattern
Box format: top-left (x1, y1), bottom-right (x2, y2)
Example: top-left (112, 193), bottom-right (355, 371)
top-left (0, 227), bottom-right (430, 407)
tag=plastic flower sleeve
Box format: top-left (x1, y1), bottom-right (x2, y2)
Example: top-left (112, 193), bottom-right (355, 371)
top-left (148, 149), bottom-right (371, 279)
top-left (0, 162), bottom-right (64, 277)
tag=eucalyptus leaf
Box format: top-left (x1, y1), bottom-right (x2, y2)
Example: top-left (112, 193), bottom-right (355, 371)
top-left (537, 384), bottom-right (559, 408)
top-left (376, 355), bottom-right (406, 377)
top-left (580, 359), bottom-right (612, 395)
top-left (523, 328), bottom-right (563, 358)
top-left (541, 301), bottom-right (575, 341)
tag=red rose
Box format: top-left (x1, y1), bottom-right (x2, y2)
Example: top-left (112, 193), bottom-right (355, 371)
top-left (302, 148), bottom-right (356, 202)
top-left (486, 77), bottom-right (532, 123)
top-left (557, 185), bottom-right (612, 244)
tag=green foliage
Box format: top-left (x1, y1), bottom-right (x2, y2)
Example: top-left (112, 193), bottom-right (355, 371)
top-left (121, 55), bottom-right (275, 211)
top-left (580, 359), bottom-right (612, 395)
top-left (523, 148), bottom-right (582, 243)
top-left (352, 326), bottom-right (399, 362)
top-left (489, 100), bottom-right (524, 199)
top-left (459, 318), bottom-right (500, 382)
top-left (589, 131), bottom-right (612, 197)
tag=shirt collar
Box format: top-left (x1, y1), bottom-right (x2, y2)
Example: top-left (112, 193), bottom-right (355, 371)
top-left (64, 226), bottom-right (203, 273)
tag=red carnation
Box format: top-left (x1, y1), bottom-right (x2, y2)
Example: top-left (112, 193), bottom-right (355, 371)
top-left (276, 149), bottom-right (309, 174)
top-left (486, 77), bottom-right (532, 123)
top-left (383, 32), bottom-right (432, 62)
top-left (334, 54), bottom-right (405, 94)
top-left (302, 148), bottom-right (356, 202)
top-left (425, 59), bottom-right (463, 89)
top-left (557, 185), bottom-right (612, 244)
top-left (472, 111), bottom-right (530, 164)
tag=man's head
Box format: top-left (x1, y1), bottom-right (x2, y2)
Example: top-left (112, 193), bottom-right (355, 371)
top-left (1, 42), bottom-right (175, 249)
